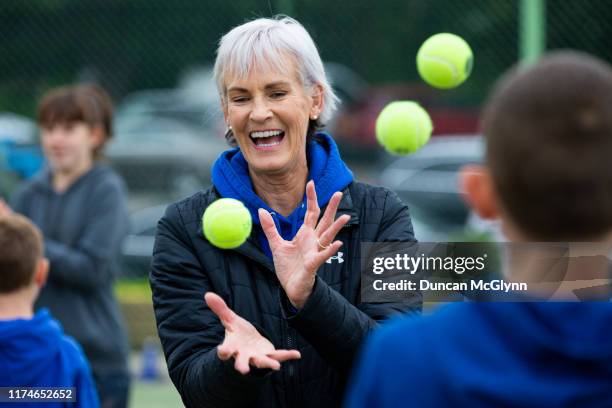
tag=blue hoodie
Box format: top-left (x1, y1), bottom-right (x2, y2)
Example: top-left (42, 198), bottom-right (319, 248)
top-left (345, 302), bottom-right (612, 407)
top-left (212, 133), bottom-right (353, 257)
top-left (0, 309), bottom-right (99, 408)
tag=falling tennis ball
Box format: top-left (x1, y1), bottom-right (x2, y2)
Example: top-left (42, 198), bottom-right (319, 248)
top-left (202, 198), bottom-right (252, 249)
top-left (375, 101), bottom-right (433, 155)
top-left (416, 33), bottom-right (473, 89)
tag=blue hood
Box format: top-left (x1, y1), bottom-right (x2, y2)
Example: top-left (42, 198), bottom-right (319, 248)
top-left (212, 133), bottom-right (353, 256)
top-left (0, 309), bottom-right (100, 407)
top-left (0, 309), bottom-right (62, 385)
top-left (0, 309), bottom-right (83, 385)
top-left (346, 302), bottom-right (612, 408)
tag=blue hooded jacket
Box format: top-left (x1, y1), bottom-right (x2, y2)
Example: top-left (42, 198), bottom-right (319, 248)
top-left (0, 309), bottom-right (99, 408)
top-left (345, 302), bottom-right (612, 407)
top-left (212, 133), bottom-right (353, 257)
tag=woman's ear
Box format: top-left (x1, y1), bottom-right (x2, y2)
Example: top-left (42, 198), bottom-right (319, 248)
top-left (310, 84), bottom-right (324, 120)
top-left (459, 164), bottom-right (499, 220)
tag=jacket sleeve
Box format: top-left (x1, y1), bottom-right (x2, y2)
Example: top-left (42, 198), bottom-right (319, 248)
top-left (281, 189), bottom-right (421, 373)
top-left (12, 180), bottom-right (128, 292)
top-left (150, 203), bottom-right (270, 408)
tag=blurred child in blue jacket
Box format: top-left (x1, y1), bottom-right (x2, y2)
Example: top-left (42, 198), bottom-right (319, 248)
top-left (345, 51), bottom-right (612, 407)
top-left (0, 213), bottom-right (98, 408)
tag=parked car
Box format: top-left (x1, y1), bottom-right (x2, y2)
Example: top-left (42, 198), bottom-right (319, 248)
top-left (380, 135), bottom-right (485, 241)
top-left (108, 88), bottom-right (227, 202)
top-left (331, 81), bottom-right (480, 161)
top-left (0, 113), bottom-right (44, 198)
top-left (114, 88), bottom-right (224, 135)
top-left (120, 204), bottom-right (166, 278)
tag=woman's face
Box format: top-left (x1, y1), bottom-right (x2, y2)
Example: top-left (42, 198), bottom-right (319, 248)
top-left (223, 57), bottom-right (322, 175)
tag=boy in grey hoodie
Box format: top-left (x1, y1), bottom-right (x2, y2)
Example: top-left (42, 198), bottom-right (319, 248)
top-left (10, 84), bottom-right (130, 408)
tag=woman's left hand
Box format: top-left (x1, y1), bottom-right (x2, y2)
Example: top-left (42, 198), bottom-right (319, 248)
top-left (259, 181), bottom-right (350, 309)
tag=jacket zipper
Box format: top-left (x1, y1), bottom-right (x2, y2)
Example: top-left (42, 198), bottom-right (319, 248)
top-left (286, 328), bottom-right (297, 406)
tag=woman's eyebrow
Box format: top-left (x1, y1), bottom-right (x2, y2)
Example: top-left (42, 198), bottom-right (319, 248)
top-left (227, 86), bottom-right (249, 94)
top-left (227, 81), bottom-right (291, 94)
top-left (265, 81), bottom-right (291, 89)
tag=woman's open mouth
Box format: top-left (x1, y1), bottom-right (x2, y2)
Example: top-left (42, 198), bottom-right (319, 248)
top-left (249, 129), bottom-right (285, 150)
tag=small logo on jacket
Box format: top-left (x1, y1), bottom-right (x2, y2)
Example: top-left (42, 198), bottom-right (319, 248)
top-left (326, 252), bottom-right (344, 264)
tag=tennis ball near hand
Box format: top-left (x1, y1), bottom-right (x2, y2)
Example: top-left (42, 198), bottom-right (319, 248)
top-left (202, 198), bottom-right (252, 249)
top-left (416, 33), bottom-right (473, 89)
top-left (376, 101), bottom-right (433, 155)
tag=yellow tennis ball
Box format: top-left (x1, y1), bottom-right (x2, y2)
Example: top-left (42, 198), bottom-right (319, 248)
top-left (376, 101), bottom-right (433, 155)
top-left (416, 33), bottom-right (473, 89)
top-left (202, 198), bottom-right (252, 249)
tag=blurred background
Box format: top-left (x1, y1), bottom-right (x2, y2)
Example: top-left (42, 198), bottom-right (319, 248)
top-left (0, 1), bottom-right (610, 406)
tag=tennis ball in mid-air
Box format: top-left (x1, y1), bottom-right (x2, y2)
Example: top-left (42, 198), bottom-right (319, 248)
top-left (416, 33), bottom-right (473, 89)
top-left (202, 198), bottom-right (252, 249)
top-left (376, 101), bottom-right (432, 155)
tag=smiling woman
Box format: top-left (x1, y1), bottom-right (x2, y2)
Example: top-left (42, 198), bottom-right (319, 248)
top-left (149, 16), bottom-right (421, 408)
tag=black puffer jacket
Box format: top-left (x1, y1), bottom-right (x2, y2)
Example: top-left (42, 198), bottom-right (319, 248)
top-left (150, 181), bottom-right (421, 408)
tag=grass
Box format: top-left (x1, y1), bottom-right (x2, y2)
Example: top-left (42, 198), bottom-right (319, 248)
top-left (130, 380), bottom-right (183, 408)
top-left (115, 278), bottom-right (152, 303)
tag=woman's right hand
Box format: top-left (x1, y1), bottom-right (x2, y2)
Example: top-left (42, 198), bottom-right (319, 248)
top-left (204, 292), bottom-right (301, 374)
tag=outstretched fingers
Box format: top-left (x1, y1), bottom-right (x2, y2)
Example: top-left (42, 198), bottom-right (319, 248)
top-left (258, 208), bottom-right (283, 246)
top-left (314, 191), bottom-right (343, 235)
top-left (234, 352), bottom-right (252, 375)
top-left (204, 292), bottom-right (236, 330)
top-left (251, 355), bottom-right (281, 371)
top-left (315, 240), bottom-right (344, 265)
top-left (267, 349), bottom-right (301, 362)
top-left (317, 214), bottom-right (351, 250)
top-left (217, 344), bottom-right (234, 361)
top-left (303, 181), bottom-right (320, 229)
top-left (247, 349), bottom-right (302, 372)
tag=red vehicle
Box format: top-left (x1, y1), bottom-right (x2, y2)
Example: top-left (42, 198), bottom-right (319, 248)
top-left (330, 82), bottom-right (480, 159)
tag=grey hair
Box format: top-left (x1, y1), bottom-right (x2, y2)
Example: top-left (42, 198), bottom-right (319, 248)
top-left (213, 16), bottom-right (339, 127)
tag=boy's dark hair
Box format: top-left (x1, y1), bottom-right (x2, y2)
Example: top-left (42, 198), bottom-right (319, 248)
top-left (37, 84), bottom-right (114, 158)
top-left (482, 51), bottom-right (612, 241)
top-left (0, 214), bottom-right (43, 293)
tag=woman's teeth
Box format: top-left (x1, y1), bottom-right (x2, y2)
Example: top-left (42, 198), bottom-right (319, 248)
top-left (250, 130), bottom-right (285, 147)
top-left (250, 130), bottom-right (283, 138)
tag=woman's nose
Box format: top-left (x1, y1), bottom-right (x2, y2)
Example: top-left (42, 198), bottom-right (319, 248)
top-left (250, 98), bottom-right (272, 122)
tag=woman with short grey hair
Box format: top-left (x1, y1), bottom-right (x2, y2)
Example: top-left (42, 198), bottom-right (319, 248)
top-left (150, 16), bottom-right (420, 407)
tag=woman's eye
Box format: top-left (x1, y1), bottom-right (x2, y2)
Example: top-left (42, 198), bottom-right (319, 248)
top-left (270, 91), bottom-right (287, 99)
top-left (231, 96), bottom-right (249, 103)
